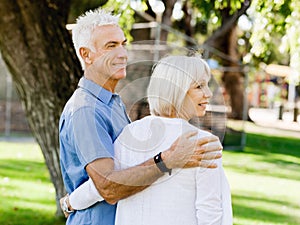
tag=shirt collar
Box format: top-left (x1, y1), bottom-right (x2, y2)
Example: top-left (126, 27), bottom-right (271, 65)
top-left (78, 76), bottom-right (114, 105)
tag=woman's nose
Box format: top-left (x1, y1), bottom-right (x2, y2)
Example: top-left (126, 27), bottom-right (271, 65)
top-left (204, 87), bottom-right (213, 98)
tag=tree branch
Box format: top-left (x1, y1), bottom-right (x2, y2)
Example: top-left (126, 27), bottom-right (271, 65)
top-left (204, 0), bottom-right (251, 47)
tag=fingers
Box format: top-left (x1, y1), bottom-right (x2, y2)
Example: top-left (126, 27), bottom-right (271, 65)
top-left (183, 158), bottom-right (218, 168)
top-left (199, 151), bottom-right (222, 160)
top-left (182, 130), bottom-right (198, 139)
top-left (190, 151), bottom-right (222, 164)
top-left (196, 142), bottom-right (223, 154)
top-left (198, 161), bottom-right (218, 168)
top-left (196, 135), bottom-right (220, 146)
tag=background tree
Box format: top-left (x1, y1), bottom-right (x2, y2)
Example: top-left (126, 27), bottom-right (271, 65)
top-left (249, 0), bottom-right (300, 85)
top-left (0, 0), bottom-right (81, 216)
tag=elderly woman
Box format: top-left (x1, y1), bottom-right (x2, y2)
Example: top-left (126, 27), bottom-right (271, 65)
top-left (63, 55), bottom-right (232, 225)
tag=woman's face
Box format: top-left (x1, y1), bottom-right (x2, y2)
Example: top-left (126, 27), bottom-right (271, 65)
top-left (181, 77), bottom-right (212, 120)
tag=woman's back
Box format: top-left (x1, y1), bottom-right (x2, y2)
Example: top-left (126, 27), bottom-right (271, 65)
top-left (114, 115), bottom-right (230, 225)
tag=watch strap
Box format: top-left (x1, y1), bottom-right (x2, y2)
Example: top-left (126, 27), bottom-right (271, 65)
top-left (154, 152), bottom-right (172, 175)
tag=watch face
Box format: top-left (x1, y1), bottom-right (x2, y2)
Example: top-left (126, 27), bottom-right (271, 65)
top-left (63, 197), bottom-right (73, 213)
top-left (62, 201), bottom-right (68, 212)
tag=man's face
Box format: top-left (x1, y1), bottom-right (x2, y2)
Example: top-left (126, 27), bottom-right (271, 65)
top-left (89, 25), bottom-right (128, 81)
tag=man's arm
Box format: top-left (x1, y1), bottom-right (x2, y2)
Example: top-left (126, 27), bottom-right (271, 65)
top-left (87, 132), bottom-right (222, 204)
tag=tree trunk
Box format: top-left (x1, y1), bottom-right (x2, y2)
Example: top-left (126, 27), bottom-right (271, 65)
top-left (0, 0), bottom-right (82, 215)
top-left (204, 0), bottom-right (251, 119)
top-left (161, 0), bottom-right (176, 42)
top-left (220, 26), bottom-right (244, 119)
top-left (182, 0), bottom-right (194, 47)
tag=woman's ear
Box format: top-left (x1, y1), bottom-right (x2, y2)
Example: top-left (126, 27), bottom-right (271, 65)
top-left (79, 47), bottom-right (92, 64)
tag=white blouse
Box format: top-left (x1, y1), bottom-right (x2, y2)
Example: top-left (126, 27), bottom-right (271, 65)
top-left (69, 116), bottom-right (233, 225)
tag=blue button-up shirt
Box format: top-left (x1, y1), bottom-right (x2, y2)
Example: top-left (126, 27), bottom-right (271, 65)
top-left (59, 77), bottom-right (131, 225)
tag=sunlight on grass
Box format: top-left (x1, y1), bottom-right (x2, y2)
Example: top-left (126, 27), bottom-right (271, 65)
top-left (0, 142), bottom-right (64, 225)
top-left (223, 133), bottom-right (300, 225)
top-left (0, 130), bottom-right (300, 225)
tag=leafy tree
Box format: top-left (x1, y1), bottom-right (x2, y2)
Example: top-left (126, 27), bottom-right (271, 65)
top-left (249, 0), bottom-right (300, 85)
top-left (0, 0), bottom-right (80, 216)
top-left (190, 0), bottom-right (251, 119)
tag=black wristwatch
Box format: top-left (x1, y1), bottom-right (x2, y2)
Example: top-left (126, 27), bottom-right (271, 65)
top-left (154, 152), bottom-right (172, 175)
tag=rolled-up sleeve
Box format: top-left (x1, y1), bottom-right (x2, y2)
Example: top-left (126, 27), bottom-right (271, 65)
top-left (72, 107), bottom-right (114, 167)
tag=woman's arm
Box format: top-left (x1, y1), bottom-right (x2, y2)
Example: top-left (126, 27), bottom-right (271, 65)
top-left (68, 178), bottom-right (103, 210)
top-left (195, 137), bottom-right (223, 225)
top-left (60, 177), bottom-right (103, 217)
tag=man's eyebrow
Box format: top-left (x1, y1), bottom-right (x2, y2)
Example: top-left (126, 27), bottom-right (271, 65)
top-left (104, 39), bottom-right (127, 46)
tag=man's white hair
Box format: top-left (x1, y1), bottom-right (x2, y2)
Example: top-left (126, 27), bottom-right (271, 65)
top-left (72, 9), bottom-right (119, 70)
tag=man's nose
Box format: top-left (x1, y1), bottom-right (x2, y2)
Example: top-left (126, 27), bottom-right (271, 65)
top-left (116, 45), bottom-right (128, 60)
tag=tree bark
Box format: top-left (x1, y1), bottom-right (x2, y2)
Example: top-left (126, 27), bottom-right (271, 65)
top-left (161, 0), bottom-right (176, 42)
top-left (0, 0), bottom-right (82, 215)
top-left (204, 0), bottom-right (251, 119)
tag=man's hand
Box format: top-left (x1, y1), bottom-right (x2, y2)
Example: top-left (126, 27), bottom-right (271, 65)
top-left (162, 131), bottom-right (222, 169)
top-left (59, 194), bottom-right (74, 218)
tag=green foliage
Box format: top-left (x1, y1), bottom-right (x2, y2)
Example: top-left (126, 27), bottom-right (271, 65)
top-left (249, 0), bottom-right (292, 61)
top-left (249, 0), bottom-right (300, 84)
top-left (102, 0), bottom-right (135, 42)
top-left (69, 0), bottom-right (108, 23)
top-left (192, 0), bottom-right (246, 26)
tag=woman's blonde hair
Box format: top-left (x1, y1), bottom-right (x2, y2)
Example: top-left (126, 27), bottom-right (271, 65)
top-left (147, 55), bottom-right (211, 117)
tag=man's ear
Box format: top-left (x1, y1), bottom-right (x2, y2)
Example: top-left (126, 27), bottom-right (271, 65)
top-left (79, 47), bottom-right (92, 64)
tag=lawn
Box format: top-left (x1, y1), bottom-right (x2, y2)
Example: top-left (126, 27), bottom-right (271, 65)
top-left (224, 133), bottom-right (300, 225)
top-left (0, 129), bottom-right (299, 225)
top-left (0, 141), bottom-right (65, 225)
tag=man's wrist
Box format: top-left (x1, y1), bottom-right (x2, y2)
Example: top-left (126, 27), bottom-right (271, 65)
top-left (62, 195), bottom-right (74, 214)
top-left (154, 152), bottom-right (172, 175)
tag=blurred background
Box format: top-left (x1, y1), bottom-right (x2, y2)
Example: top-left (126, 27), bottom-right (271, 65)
top-left (0, 0), bottom-right (299, 224)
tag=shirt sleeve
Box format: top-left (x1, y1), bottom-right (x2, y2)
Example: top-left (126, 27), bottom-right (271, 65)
top-left (69, 178), bottom-right (104, 210)
top-left (195, 158), bottom-right (223, 225)
top-left (72, 107), bottom-right (114, 167)
top-left (195, 131), bottom-right (223, 225)
top-left (220, 168), bottom-right (233, 225)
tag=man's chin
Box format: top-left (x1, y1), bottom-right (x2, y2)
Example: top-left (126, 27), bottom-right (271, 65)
top-left (113, 70), bottom-right (126, 80)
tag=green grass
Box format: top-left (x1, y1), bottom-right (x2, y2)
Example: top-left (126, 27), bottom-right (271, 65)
top-left (0, 130), bottom-right (299, 225)
top-left (224, 133), bottom-right (300, 225)
top-left (0, 142), bottom-right (65, 225)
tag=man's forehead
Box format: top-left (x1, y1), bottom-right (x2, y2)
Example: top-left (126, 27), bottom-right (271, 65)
top-left (94, 25), bottom-right (124, 36)
top-left (92, 25), bottom-right (125, 44)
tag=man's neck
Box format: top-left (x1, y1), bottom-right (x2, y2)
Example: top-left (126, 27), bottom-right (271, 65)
top-left (84, 72), bottom-right (118, 93)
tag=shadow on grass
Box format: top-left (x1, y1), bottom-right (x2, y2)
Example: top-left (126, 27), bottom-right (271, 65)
top-left (244, 133), bottom-right (300, 158)
top-left (0, 159), bottom-right (50, 183)
top-left (223, 130), bottom-right (300, 181)
top-left (232, 193), bottom-right (300, 225)
top-left (0, 205), bottom-right (65, 225)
